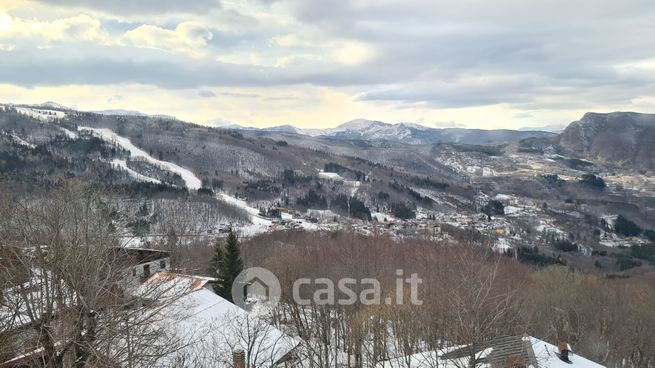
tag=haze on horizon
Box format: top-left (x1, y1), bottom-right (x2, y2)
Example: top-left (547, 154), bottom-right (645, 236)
top-left (1, 0), bottom-right (654, 130)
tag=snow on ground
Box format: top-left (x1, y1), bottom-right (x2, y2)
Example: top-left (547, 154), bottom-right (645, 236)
top-left (59, 127), bottom-right (78, 139)
top-left (217, 193), bottom-right (272, 236)
top-left (16, 107), bottom-right (66, 122)
top-left (494, 194), bottom-right (512, 201)
top-left (346, 180), bottom-right (361, 196)
top-left (536, 223), bottom-right (567, 239)
top-left (111, 159), bottom-right (161, 184)
top-left (504, 205), bottom-right (522, 215)
top-left (318, 170), bottom-right (345, 181)
top-left (493, 237), bottom-right (512, 252)
top-left (371, 212), bottom-right (391, 222)
top-left (79, 127), bottom-right (202, 190)
top-left (8, 133), bottom-right (35, 148)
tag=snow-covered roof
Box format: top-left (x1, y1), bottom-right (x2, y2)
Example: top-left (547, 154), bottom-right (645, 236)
top-left (527, 336), bottom-right (605, 368)
top-left (145, 274), bottom-right (299, 368)
top-left (378, 335), bottom-right (606, 368)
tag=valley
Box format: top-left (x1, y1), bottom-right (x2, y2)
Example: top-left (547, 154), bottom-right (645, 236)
top-left (1, 103), bottom-right (653, 277)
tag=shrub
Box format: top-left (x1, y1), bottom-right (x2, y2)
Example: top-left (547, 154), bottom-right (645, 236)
top-left (553, 240), bottom-right (578, 252)
top-left (579, 174), bottom-right (606, 189)
top-left (516, 246), bottom-right (563, 267)
top-left (614, 215), bottom-right (642, 237)
top-left (197, 187), bottom-right (214, 196)
top-left (482, 200), bottom-right (505, 217)
top-left (391, 202), bottom-right (415, 220)
top-left (540, 174), bottom-right (564, 185)
top-left (616, 257), bottom-right (642, 271)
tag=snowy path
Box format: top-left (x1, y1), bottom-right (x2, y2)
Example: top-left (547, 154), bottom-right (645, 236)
top-left (79, 126), bottom-right (323, 237)
top-left (79, 127), bottom-right (202, 190)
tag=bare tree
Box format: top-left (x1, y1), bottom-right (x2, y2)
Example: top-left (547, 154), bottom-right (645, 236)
top-left (0, 182), bottom-right (189, 367)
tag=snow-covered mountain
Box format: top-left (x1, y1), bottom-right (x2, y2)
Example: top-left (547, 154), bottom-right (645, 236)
top-left (93, 109), bottom-right (177, 120)
top-left (228, 118), bottom-right (557, 145)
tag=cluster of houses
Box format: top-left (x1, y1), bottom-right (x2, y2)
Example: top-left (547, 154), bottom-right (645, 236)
top-left (1, 247), bottom-right (606, 368)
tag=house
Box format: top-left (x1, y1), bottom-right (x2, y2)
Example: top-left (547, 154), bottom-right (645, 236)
top-left (378, 335), bottom-right (606, 368)
top-left (139, 272), bottom-right (300, 368)
top-left (111, 247), bottom-right (170, 282)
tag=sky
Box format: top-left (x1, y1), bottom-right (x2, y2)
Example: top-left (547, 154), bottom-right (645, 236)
top-left (1, 0), bottom-right (654, 129)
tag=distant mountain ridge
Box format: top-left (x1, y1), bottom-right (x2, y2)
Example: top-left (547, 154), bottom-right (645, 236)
top-left (229, 118), bottom-right (557, 145)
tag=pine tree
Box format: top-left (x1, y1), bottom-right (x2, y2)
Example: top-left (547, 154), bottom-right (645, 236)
top-left (213, 228), bottom-right (244, 302)
top-left (208, 238), bottom-right (224, 278)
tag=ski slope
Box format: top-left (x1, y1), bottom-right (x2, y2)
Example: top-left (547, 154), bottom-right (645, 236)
top-left (79, 127), bottom-right (202, 190)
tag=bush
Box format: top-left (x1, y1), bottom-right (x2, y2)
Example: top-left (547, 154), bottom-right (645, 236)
top-left (579, 174), bottom-right (606, 189)
top-left (616, 257), bottom-right (642, 271)
top-left (324, 162), bottom-right (347, 173)
top-left (540, 174), bottom-right (564, 185)
top-left (377, 191), bottom-right (390, 200)
top-left (615, 215), bottom-right (642, 237)
top-left (482, 200), bottom-right (504, 217)
top-left (197, 187), bottom-right (214, 196)
top-left (391, 202), bottom-right (415, 220)
top-left (516, 246), bottom-right (563, 267)
top-left (553, 240), bottom-right (578, 252)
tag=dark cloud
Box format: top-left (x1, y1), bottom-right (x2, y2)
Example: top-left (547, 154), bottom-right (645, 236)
top-left (198, 90), bottom-right (216, 97)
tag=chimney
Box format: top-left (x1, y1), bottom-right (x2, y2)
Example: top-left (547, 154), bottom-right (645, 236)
top-left (557, 341), bottom-right (571, 363)
top-left (233, 349), bottom-right (246, 368)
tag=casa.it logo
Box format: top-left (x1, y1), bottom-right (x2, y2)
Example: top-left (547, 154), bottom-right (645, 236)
top-left (232, 267), bottom-right (282, 309)
top-left (232, 267), bottom-right (423, 308)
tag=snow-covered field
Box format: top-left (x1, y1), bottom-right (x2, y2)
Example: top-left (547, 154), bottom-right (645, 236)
top-left (318, 170), bottom-right (345, 181)
top-left (16, 107), bottom-right (66, 122)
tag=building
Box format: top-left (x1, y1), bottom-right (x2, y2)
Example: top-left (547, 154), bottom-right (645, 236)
top-left (378, 335), bottom-right (606, 368)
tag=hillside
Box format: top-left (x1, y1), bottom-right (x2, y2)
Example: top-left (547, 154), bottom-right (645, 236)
top-left (2, 103), bottom-right (655, 277)
top-left (559, 112), bottom-right (655, 172)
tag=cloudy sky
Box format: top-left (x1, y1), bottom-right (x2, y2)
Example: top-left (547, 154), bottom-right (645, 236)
top-left (1, 0), bottom-right (654, 129)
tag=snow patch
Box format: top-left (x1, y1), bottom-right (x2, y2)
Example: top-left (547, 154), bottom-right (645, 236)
top-left (79, 127), bottom-right (202, 190)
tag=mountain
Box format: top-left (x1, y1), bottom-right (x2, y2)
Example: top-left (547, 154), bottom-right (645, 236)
top-left (92, 109), bottom-right (177, 120)
top-left (230, 118), bottom-right (557, 145)
top-left (559, 112), bottom-right (655, 171)
top-left (34, 101), bottom-right (72, 110)
top-left (518, 124), bottom-right (567, 133)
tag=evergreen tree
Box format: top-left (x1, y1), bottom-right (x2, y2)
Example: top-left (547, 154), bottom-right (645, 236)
top-left (213, 228), bottom-right (244, 302)
top-left (208, 238), bottom-right (224, 278)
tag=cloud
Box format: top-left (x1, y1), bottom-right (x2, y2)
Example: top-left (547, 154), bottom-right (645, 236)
top-left (0, 13), bottom-right (104, 49)
top-left (198, 90), bottom-right (216, 98)
top-left (31, 0), bottom-right (222, 16)
top-left (3, 0), bottom-right (655, 128)
top-left (122, 21), bottom-right (213, 57)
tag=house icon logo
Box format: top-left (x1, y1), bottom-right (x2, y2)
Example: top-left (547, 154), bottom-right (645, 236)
top-left (231, 267), bottom-right (281, 309)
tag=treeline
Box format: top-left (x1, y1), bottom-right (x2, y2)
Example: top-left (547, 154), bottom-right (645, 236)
top-left (239, 231), bottom-right (655, 368)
